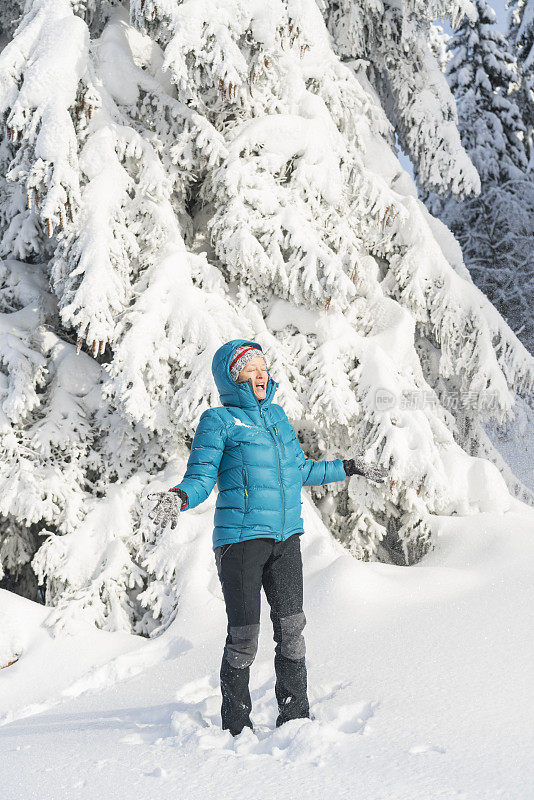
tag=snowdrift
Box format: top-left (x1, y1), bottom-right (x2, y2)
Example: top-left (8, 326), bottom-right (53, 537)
top-left (1, 493), bottom-right (534, 798)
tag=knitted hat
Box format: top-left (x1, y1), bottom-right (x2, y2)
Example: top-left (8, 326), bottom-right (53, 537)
top-left (229, 344), bottom-right (266, 382)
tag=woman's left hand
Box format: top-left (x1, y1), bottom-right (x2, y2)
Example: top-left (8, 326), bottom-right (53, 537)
top-left (342, 457), bottom-right (388, 484)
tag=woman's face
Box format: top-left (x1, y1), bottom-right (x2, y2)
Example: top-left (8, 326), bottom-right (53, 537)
top-left (237, 356), bottom-right (269, 400)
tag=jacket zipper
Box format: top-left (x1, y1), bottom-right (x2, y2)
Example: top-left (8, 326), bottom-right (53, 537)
top-left (268, 425), bottom-right (284, 540)
top-left (259, 404), bottom-right (284, 540)
top-left (273, 425), bottom-right (285, 456)
top-left (242, 467), bottom-right (249, 511)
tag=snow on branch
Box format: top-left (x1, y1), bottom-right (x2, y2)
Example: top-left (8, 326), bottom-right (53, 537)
top-left (323, 0), bottom-right (481, 197)
top-left (136, 0), bottom-right (312, 102)
top-left (0, 0), bottom-right (87, 236)
top-left (403, 0), bottom-right (477, 29)
top-left (206, 110), bottom-right (361, 311)
top-left (381, 194), bottom-right (534, 414)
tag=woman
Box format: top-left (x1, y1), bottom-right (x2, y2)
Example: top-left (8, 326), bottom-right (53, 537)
top-left (148, 339), bottom-right (387, 736)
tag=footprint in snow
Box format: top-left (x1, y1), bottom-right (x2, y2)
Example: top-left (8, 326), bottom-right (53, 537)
top-left (145, 766), bottom-right (169, 778)
top-left (409, 744), bottom-right (446, 755)
top-left (311, 680), bottom-right (378, 736)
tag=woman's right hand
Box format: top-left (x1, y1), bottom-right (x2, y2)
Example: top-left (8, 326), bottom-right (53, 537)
top-left (147, 488), bottom-right (188, 529)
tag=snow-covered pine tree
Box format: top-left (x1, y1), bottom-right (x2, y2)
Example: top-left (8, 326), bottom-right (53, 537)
top-left (0, 0), bottom-right (533, 635)
top-left (321, 0), bottom-right (481, 198)
top-left (508, 0), bottom-right (534, 169)
top-left (0, 0), bottom-right (248, 631)
top-left (424, 0), bottom-right (534, 358)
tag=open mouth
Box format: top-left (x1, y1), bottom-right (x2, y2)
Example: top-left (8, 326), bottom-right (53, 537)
top-left (256, 381), bottom-right (266, 391)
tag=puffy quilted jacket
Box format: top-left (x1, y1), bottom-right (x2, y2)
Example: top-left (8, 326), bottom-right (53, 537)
top-left (173, 339), bottom-right (347, 550)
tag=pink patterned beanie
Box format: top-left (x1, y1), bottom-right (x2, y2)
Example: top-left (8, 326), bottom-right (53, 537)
top-left (229, 345), bottom-right (266, 382)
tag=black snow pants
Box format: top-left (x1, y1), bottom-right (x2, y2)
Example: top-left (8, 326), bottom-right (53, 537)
top-left (214, 532), bottom-right (310, 735)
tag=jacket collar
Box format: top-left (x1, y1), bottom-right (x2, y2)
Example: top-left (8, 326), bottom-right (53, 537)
top-left (211, 339), bottom-right (278, 411)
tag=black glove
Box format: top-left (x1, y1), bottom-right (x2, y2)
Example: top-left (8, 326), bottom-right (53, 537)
top-left (169, 487), bottom-right (189, 508)
top-left (342, 457), bottom-right (388, 484)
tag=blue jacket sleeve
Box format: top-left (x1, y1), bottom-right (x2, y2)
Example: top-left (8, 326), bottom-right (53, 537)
top-left (172, 409), bottom-right (227, 509)
top-left (281, 409), bottom-right (347, 486)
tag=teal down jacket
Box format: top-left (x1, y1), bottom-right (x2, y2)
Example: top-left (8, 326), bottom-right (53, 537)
top-left (173, 339), bottom-right (347, 551)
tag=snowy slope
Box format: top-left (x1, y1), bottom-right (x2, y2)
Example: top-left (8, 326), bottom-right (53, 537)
top-left (0, 589), bottom-right (146, 725)
top-left (2, 495), bottom-right (534, 800)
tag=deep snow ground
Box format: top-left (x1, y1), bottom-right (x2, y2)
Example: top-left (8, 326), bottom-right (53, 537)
top-left (1, 493), bottom-right (534, 800)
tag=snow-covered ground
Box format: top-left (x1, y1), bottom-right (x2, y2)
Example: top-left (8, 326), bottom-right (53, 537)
top-left (2, 493), bottom-right (534, 800)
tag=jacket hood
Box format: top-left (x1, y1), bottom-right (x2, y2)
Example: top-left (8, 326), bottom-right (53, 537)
top-left (211, 338), bottom-right (278, 410)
